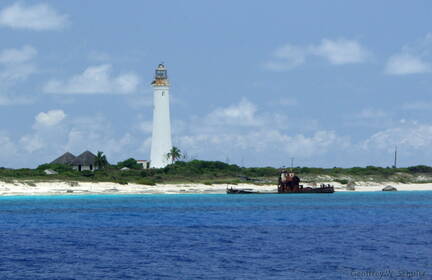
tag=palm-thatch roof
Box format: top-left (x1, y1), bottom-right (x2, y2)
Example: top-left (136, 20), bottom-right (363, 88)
top-left (51, 152), bottom-right (76, 165)
top-left (71, 151), bottom-right (97, 166)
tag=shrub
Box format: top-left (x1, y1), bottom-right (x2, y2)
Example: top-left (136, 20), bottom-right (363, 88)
top-left (117, 158), bottom-right (142, 170)
top-left (334, 179), bottom-right (349, 185)
top-left (136, 178), bottom-right (156, 185)
top-left (396, 177), bottom-right (409, 184)
top-left (37, 163), bottom-right (72, 173)
top-left (94, 170), bottom-right (110, 177)
top-left (408, 165), bottom-right (432, 173)
top-left (62, 171), bottom-right (80, 178)
top-left (81, 170), bottom-right (94, 177)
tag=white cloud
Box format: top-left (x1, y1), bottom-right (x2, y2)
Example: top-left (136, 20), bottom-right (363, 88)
top-left (206, 98), bottom-right (261, 126)
top-left (401, 33), bottom-right (432, 58)
top-left (0, 2), bottom-right (68, 31)
top-left (0, 45), bottom-right (37, 81)
top-left (385, 54), bottom-right (430, 75)
top-left (64, 116), bottom-right (135, 158)
top-left (12, 113), bottom-right (138, 166)
top-left (136, 121), bottom-right (153, 133)
top-left (20, 134), bottom-right (44, 153)
top-left (363, 122), bottom-right (432, 151)
top-left (138, 136), bottom-right (152, 154)
top-left (0, 46), bottom-right (37, 106)
top-left (34, 110), bottom-right (66, 127)
top-left (281, 130), bottom-right (348, 157)
top-left (43, 64), bottom-right (140, 94)
top-left (173, 99), bottom-right (350, 165)
top-left (385, 34), bottom-right (432, 75)
top-left (264, 44), bottom-right (306, 71)
top-left (177, 129), bottom-right (348, 160)
top-left (311, 39), bottom-right (370, 65)
top-left (344, 108), bottom-right (393, 129)
top-left (115, 73), bottom-right (140, 93)
top-left (0, 45), bottom-right (37, 64)
top-left (0, 63), bottom-right (36, 81)
top-left (20, 111), bottom-right (67, 152)
top-left (266, 38), bottom-right (370, 71)
top-left (0, 132), bottom-right (17, 158)
top-left (66, 128), bottom-right (132, 156)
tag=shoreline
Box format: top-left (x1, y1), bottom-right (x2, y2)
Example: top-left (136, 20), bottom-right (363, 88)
top-left (1, 181), bottom-right (432, 196)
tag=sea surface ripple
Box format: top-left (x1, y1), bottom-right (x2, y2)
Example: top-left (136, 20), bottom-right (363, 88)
top-left (0, 192), bottom-right (431, 279)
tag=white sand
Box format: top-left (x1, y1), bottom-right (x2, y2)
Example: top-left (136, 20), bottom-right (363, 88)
top-left (0, 181), bottom-right (431, 196)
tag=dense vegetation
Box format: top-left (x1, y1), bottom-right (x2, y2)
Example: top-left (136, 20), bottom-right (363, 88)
top-left (1, 160), bottom-right (432, 185)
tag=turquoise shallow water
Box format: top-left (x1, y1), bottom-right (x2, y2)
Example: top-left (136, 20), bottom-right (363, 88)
top-left (0, 192), bottom-right (431, 279)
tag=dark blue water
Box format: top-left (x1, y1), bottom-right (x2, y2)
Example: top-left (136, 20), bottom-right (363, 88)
top-left (0, 192), bottom-right (431, 279)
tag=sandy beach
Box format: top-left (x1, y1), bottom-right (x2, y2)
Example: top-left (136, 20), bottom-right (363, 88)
top-left (0, 181), bottom-right (432, 196)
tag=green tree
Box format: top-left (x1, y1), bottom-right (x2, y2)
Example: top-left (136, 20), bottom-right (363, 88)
top-left (166, 146), bottom-right (183, 164)
top-left (117, 158), bottom-right (142, 169)
top-left (95, 151), bottom-right (108, 169)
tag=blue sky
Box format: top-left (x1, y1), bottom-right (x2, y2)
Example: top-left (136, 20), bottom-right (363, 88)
top-left (1, 0), bottom-right (432, 168)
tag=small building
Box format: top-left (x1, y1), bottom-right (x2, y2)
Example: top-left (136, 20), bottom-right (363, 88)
top-left (44, 169), bottom-right (58, 175)
top-left (51, 152), bottom-right (76, 165)
top-left (137, 160), bottom-right (150, 169)
top-left (71, 151), bottom-right (98, 171)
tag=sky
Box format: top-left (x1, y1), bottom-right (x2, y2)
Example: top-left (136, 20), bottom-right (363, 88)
top-left (1, 0), bottom-right (432, 168)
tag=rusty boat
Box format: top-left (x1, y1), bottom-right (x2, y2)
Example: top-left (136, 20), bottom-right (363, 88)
top-left (226, 171), bottom-right (334, 194)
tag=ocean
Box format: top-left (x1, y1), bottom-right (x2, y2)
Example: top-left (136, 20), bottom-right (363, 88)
top-left (0, 192), bottom-right (431, 279)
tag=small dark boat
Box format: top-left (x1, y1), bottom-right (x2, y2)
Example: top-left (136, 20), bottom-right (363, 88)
top-left (226, 171), bottom-right (334, 194)
top-left (226, 188), bottom-right (265, 194)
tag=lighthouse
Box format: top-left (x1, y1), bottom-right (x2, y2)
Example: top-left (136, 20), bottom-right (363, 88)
top-left (150, 63), bottom-right (172, 168)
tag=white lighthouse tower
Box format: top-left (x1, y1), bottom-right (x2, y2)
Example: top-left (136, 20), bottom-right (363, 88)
top-left (150, 63), bottom-right (172, 168)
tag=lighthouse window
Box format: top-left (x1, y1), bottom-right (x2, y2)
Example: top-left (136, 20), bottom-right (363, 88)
top-left (162, 91), bottom-right (165, 96)
top-left (156, 70), bottom-right (166, 78)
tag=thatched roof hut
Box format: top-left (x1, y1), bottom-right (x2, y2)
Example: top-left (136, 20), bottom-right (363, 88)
top-left (71, 151), bottom-right (96, 166)
top-left (49, 151), bottom-right (99, 172)
top-left (71, 151), bottom-right (97, 171)
top-left (51, 152), bottom-right (76, 165)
